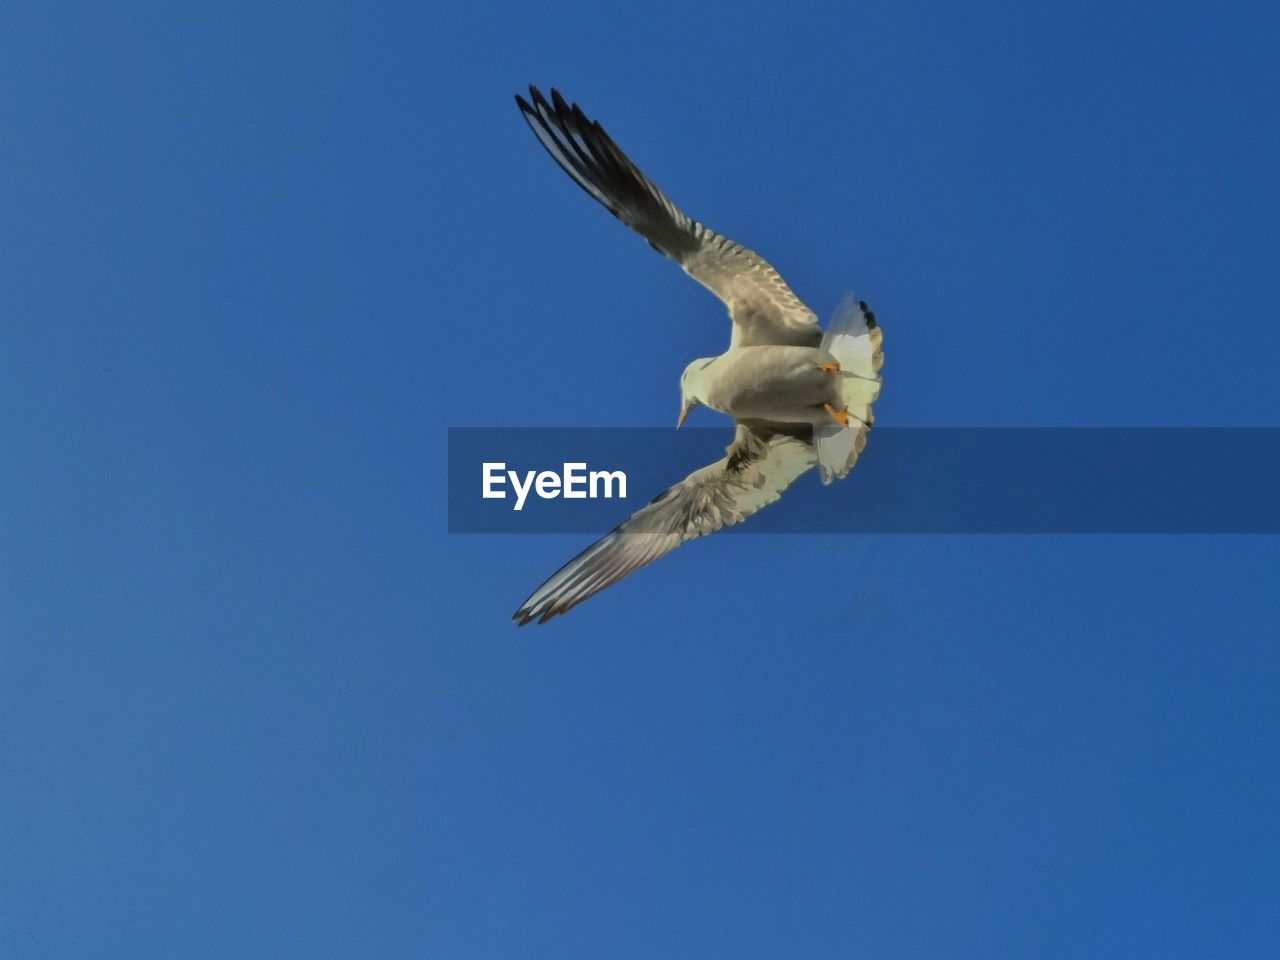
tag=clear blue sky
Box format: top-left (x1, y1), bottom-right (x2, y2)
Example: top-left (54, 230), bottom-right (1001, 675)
top-left (3, 1), bottom-right (1279, 957)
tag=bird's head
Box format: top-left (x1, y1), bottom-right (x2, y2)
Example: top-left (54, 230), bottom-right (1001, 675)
top-left (677, 358), bottom-right (715, 428)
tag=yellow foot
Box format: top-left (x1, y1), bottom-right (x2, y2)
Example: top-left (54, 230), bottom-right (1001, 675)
top-left (824, 403), bottom-right (850, 427)
top-left (817, 361), bottom-right (841, 374)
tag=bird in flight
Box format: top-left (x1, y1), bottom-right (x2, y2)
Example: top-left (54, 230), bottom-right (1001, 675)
top-left (512, 86), bottom-right (884, 625)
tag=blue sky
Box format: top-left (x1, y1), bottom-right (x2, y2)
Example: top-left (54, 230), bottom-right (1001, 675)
top-left (3, 0), bottom-right (1279, 956)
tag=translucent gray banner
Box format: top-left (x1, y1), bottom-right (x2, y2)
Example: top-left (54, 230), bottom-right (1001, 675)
top-left (447, 428), bottom-right (1280, 533)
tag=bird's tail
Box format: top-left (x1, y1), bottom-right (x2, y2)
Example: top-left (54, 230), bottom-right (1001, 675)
top-left (815, 294), bottom-right (884, 485)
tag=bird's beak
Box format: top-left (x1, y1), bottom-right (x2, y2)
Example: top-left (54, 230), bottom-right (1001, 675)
top-left (677, 402), bottom-right (693, 430)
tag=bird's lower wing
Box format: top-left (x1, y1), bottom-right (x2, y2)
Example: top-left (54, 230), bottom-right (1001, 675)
top-left (516, 86), bottom-right (822, 348)
top-left (513, 423), bottom-right (815, 625)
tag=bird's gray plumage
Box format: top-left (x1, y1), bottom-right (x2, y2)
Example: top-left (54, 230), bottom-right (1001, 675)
top-left (512, 87), bottom-right (883, 624)
top-left (513, 423), bottom-right (815, 625)
top-left (515, 86), bottom-right (822, 348)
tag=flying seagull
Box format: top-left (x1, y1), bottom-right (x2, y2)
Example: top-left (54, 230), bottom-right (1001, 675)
top-left (512, 86), bottom-right (884, 625)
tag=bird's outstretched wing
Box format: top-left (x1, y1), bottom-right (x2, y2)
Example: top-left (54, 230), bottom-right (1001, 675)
top-left (513, 423), bottom-right (815, 625)
top-left (515, 86), bottom-right (821, 348)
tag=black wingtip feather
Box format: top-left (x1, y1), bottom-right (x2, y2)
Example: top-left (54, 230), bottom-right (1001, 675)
top-left (513, 84), bottom-right (700, 261)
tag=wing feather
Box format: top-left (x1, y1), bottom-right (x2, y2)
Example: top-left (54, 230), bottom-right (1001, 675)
top-left (516, 86), bottom-right (821, 347)
top-left (513, 424), bottom-right (815, 625)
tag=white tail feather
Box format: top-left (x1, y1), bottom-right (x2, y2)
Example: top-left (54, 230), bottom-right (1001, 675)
top-left (816, 294), bottom-right (883, 485)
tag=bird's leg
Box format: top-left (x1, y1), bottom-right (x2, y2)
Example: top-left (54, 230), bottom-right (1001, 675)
top-left (817, 361), bottom-right (841, 374)
top-left (823, 403), bottom-right (850, 428)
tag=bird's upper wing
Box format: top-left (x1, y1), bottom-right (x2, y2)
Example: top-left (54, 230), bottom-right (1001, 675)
top-left (516, 86), bottom-right (822, 348)
top-left (513, 422), bottom-right (816, 625)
